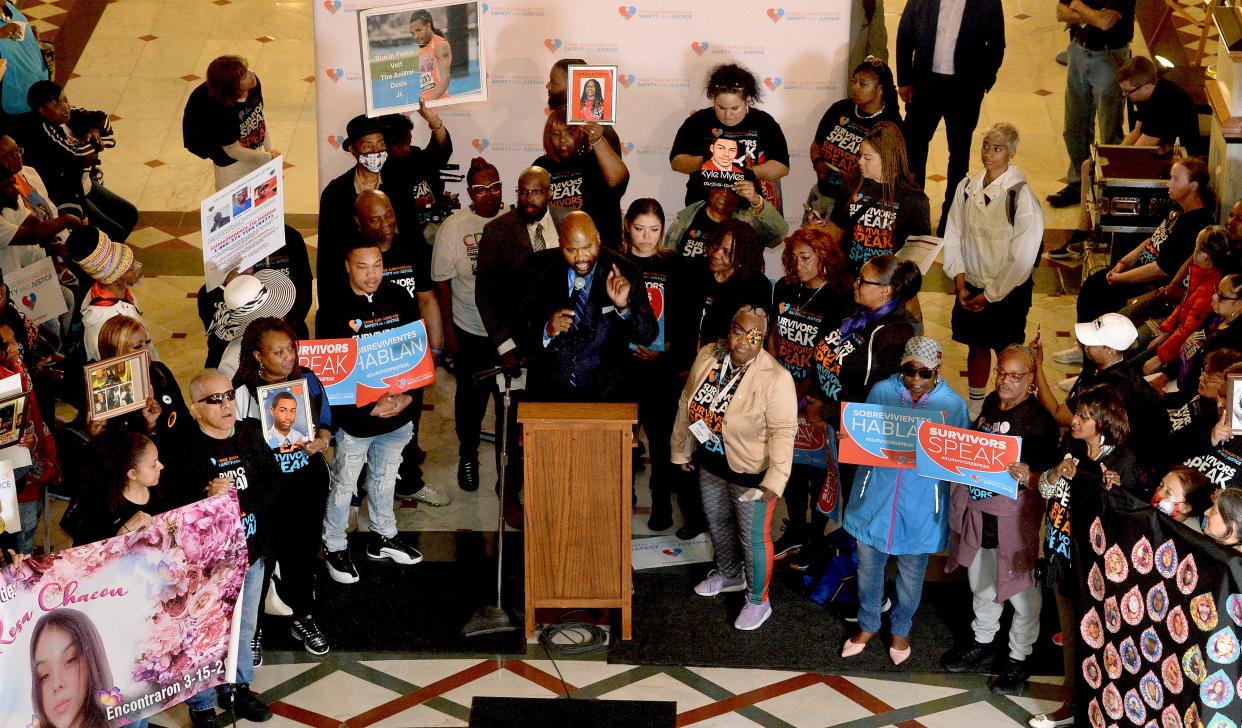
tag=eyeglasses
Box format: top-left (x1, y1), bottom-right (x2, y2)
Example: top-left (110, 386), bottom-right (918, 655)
top-left (856, 277), bottom-right (888, 287)
top-left (900, 365), bottom-right (937, 379)
top-left (516, 187), bottom-right (549, 199)
top-left (995, 369), bottom-right (1033, 381)
top-left (467, 181), bottom-right (502, 194)
top-left (196, 390), bottom-right (236, 405)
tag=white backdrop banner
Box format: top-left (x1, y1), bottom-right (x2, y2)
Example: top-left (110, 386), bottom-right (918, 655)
top-left (312, 1), bottom-right (851, 232)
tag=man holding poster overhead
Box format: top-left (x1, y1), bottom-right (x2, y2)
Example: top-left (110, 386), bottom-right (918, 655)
top-left (941, 344), bottom-right (1059, 694)
top-left (317, 237), bottom-right (429, 584)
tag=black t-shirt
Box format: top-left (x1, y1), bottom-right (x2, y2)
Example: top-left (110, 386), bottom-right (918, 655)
top-left (970, 394), bottom-right (1061, 501)
top-left (771, 278), bottom-right (852, 387)
top-left (1063, 0), bottom-right (1134, 50)
top-left (627, 251), bottom-right (683, 354)
top-left (812, 99), bottom-right (903, 203)
top-left (831, 179), bottom-right (931, 272)
top-left (676, 206), bottom-right (719, 259)
top-left (379, 232), bottom-right (433, 299)
top-left (1134, 78), bottom-right (1201, 151)
top-left (687, 361), bottom-right (763, 487)
top-left (72, 488), bottom-right (168, 547)
top-left (1167, 394), bottom-right (1218, 464)
top-left (182, 79), bottom-right (267, 167)
top-left (670, 107), bottom-right (789, 211)
top-left (1182, 438), bottom-right (1242, 490)
top-left (382, 137), bottom-right (453, 230)
top-left (1069, 360), bottom-right (1171, 480)
top-left (533, 153), bottom-right (626, 249)
top-left (1135, 207), bottom-right (1212, 276)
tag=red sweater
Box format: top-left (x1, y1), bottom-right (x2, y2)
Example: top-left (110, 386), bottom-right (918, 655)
top-left (1158, 264), bottom-right (1223, 363)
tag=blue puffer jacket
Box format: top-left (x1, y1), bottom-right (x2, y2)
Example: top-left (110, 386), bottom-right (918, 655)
top-left (842, 374), bottom-right (970, 555)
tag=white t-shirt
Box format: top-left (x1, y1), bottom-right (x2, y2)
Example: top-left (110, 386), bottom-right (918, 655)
top-left (0, 166), bottom-right (57, 276)
top-left (431, 207), bottom-right (494, 338)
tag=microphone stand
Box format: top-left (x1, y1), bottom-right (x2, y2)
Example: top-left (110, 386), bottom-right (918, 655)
top-left (463, 365), bottom-right (522, 637)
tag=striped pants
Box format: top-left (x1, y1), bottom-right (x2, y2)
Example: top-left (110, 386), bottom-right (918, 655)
top-left (699, 469), bottom-right (775, 605)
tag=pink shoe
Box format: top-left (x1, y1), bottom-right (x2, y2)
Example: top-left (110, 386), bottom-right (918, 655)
top-left (889, 644), bottom-right (912, 666)
top-left (841, 637), bottom-right (868, 658)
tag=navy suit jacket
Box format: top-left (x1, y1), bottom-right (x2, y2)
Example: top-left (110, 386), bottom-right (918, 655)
top-left (523, 247), bottom-right (657, 401)
top-left (896, 0), bottom-right (1005, 93)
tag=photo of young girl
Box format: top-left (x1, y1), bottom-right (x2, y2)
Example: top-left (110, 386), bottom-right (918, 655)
top-left (29, 609), bottom-right (114, 728)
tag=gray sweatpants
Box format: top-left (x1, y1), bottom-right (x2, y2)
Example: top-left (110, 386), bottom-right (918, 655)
top-left (968, 547), bottom-right (1043, 661)
top-left (699, 469), bottom-right (775, 605)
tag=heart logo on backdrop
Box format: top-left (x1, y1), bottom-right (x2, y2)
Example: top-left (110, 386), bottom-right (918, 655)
top-left (481, 2), bottom-right (489, 12)
top-left (618, 5), bottom-right (636, 19)
top-left (544, 38), bottom-right (561, 53)
top-left (325, 68), bottom-right (344, 82)
top-left (348, 318), bottom-right (362, 332)
top-left (767, 7), bottom-right (784, 21)
top-left (327, 135), bottom-right (343, 148)
top-left (764, 76), bottom-right (782, 91)
top-left (691, 41), bottom-right (709, 56)
top-left (622, 141), bottom-right (634, 156)
top-left (618, 73), bottom-right (635, 88)
top-left (471, 138), bottom-right (489, 152)
top-left (323, 0), bottom-right (341, 13)
top-left (662, 548), bottom-right (683, 556)
top-left (20, 293), bottom-right (35, 309)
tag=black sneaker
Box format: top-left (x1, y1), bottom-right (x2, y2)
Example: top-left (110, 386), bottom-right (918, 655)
top-left (251, 626), bottom-right (263, 668)
top-left (189, 707), bottom-right (221, 728)
top-left (989, 656), bottom-right (1031, 695)
top-left (458, 458), bottom-right (480, 491)
top-left (787, 545), bottom-right (817, 572)
top-left (325, 548), bottom-right (360, 584)
top-left (941, 640), bottom-right (996, 673)
top-left (1045, 184), bottom-right (1080, 208)
top-left (676, 523), bottom-right (707, 540)
top-left (1047, 241), bottom-right (1085, 261)
top-left (772, 530), bottom-right (803, 560)
top-left (366, 533), bottom-right (424, 565)
top-left (232, 685), bottom-right (273, 722)
top-left (647, 500), bottom-right (673, 531)
top-left (291, 615), bottom-right (330, 656)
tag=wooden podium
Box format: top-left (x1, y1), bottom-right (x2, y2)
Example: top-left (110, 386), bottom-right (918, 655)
top-left (517, 402), bottom-right (636, 640)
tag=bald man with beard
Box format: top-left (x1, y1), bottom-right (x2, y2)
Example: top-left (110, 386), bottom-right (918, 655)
top-left (524, 211), bottom-right (657, 402)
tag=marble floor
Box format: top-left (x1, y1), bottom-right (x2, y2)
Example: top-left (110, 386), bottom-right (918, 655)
top-left (23, 0), bottom-right (1206, 724)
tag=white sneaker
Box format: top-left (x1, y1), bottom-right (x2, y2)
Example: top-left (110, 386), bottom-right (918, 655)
top-left (1052, 347), bottom-right (1083, 365)
top-left (694, 569), bottom-right (746, 597)
top-left (411, 483), bottom-right (452, 507)
top-left (1057, 376), bottom-right (1077, 393)
top-left (263, 583), bottom-right (293, 617)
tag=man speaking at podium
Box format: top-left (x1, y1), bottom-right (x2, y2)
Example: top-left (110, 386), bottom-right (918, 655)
top-left (525, 211), bottom-right (657, 402)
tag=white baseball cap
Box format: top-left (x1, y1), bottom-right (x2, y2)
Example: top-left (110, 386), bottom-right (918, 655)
top-left (1074, 313), bottom-right (1138, 351)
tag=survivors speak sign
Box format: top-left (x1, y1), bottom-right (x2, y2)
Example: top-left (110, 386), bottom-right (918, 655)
top-left (914, 421), bottom-right (1023, 498)
top-left (838, 403), bottom-right (944, 468)
top-left (0, 494), bottom-right (247, 727)
top-left (298, 320), bottom-right (436, 406)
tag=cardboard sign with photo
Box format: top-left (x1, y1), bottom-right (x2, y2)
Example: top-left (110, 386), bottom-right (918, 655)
top-left (1230, 374), bottom-right (1242, 435)
top-left (699, 167), bottom-right (746, 191)
top-left (0, 391), bottom-right (29, 449)
top-left (85, 350), bottom-right (151, 422)
top-left (257, 380), bottom-right (314, 453)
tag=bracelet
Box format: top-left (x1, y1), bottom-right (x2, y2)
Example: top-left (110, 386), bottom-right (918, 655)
top-left (590, 136), bottom-right (602, 147)
top-left (431, 121), bottom-right (444, 131)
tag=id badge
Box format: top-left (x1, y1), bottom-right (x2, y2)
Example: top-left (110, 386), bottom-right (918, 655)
top-left (689, 419), bottom-right (713, 444)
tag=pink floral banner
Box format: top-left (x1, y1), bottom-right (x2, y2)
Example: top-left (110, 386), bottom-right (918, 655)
top-left (0, 494), bottom-right (247, 727)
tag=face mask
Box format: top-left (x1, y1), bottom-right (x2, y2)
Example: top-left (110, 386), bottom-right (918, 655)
top-left (1152, 493), bottom-right (1181, 517)
top-left (358, 151), bottom-right (387, 173)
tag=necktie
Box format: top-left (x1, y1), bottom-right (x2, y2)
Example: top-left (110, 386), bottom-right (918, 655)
top-left (533, 223), bottom-right (546, 252)
top-left (569, 279), bottom-right (589, 387)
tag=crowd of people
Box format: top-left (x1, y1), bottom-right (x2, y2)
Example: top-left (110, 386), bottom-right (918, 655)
top-left (0, 3), bottom-right (1239, 727)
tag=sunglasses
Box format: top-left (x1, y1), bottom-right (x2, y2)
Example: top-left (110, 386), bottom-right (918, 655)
top-left (467, 181), bottom-right (502, 194)
top-left (900, 365), bottom-right (937, 379)
top-left (196, 390), bottom-right (236, 405)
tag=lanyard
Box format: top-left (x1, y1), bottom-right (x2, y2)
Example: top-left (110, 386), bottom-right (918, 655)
top-left (710, 357), bottom-right (749, 410)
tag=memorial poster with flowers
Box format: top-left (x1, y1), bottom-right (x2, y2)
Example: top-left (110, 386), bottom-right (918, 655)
top-left (0, 493), bottom-right (247, 727)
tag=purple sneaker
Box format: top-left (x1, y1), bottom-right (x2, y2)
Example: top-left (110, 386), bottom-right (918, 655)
top-left (694, 570), bottom-right (746, 596)
top-left (734, 601), bottom-right (772, 631)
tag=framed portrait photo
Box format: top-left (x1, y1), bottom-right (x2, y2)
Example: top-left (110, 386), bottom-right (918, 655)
top-left (256, 380), bottom-right (314, 453)
top-left (358, 0), bottom-right (487, 116)
top-left (1230, 374), bottom-right (1242, 435)
top-left (85, 350), bottom-right (151, 422)
top-left (0, 392), bottom-right (29, 448)
top-left (566, 65), bottom-right (617, 126)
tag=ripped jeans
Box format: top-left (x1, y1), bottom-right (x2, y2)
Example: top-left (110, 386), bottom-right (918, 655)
top-left (321, 422), bottom-right (413, 553)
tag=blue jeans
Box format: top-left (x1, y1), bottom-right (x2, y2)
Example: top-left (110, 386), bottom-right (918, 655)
top-left (185, 560), bottom-right (264, 711)
top-left (16, 497), bottom-right (41, 554)
top-left (1063, 41), bottom-right (1130, 184)
top-left (322, 423), bottom-right (413, 552)
top-left (855, 540), bottom-right (930, 638)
